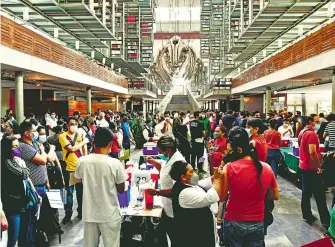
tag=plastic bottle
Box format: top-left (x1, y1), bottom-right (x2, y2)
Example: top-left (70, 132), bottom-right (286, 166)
top-left (130, 180), bottom-right (139, 206)
top-left (137, 179), bottom-right (146, 204)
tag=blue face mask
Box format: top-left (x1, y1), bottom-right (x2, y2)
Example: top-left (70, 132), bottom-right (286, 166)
top-left (32, 131), bottom-right (39, 142)
top-left (159, 154), bottom-right (169, 161)
top-left (150, 124), bottom-right (153, 128)
top-left (245, 128), bottom-right (251, 138)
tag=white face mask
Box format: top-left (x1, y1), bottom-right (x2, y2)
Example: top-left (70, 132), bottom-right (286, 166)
top-left (38, 135), bottom-right (47, 144)
top-left (70, 125), bottom-right (78, 133)
top-left (283, 124), bottom-right (289, 127)
top-left (51, 114), bottom-right (56, 119)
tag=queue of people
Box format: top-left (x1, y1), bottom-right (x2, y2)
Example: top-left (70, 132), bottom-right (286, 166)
top-left (1, 107), bottom-right (335, 247)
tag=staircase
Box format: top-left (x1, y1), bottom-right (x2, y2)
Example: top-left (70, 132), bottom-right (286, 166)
top-left (165, 95), bottom-right (195, 113)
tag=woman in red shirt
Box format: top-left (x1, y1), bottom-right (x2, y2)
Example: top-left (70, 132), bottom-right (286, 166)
top-left (109, 122), bottom-right (121, 159)
top-left (264, 119), bottom-right (282, 177)
top-left (248, 118), bottom-right (268, 162)
top-left (208, 126), bottom-right (227, 174)
top-left (220, 126), bottom-right (279, 247)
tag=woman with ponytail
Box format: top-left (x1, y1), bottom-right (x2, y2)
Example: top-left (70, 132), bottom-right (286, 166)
top-left (248, 118), bottom-right (268, 162)
top-left (219, 126), bottom-right (279, 247)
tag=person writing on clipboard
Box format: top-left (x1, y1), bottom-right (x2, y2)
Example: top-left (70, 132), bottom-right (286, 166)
top-left (146, 136), bottom-right (185, 247)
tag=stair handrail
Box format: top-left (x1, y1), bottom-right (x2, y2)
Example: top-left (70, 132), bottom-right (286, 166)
top-left (186, 86), bottom-right (201, 112)
top-left (158, 89), bottom-right (173, 115)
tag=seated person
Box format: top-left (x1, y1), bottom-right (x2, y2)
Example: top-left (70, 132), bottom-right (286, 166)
top-left (169, 161), bottom-right (223, 247)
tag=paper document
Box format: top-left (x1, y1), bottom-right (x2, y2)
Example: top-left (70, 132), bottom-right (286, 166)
top-left (69, 172), bottom-right (81, 186)
top-left (46, 189), bottom-right (64, 209)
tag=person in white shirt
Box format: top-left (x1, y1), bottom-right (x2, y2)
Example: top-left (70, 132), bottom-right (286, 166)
top-left (75, 127), bottom-right (126, 247)
top-left (143, 119), bottom-right (156, 142)
top-left (97, 112), bottom-right (109, 128)
top-left (278, 118), bottom-right (294, 138)
top-left (169, 161), bottom-right (222, 247)
top-left (146, 136), bottom-right (185, 247)
top-left (46, 112), bottom-right (58, 136)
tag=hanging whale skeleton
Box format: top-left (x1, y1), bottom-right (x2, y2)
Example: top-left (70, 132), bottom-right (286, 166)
top-left (149, 36), bottom-right (206, 89)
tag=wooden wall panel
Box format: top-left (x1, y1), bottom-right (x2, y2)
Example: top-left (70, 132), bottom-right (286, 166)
top-left (0, 16), bottom-right (127, 90)
top-left (68, 100), bottom-right (116, 116)
top-left (232, 21), bottom-right (335, 88)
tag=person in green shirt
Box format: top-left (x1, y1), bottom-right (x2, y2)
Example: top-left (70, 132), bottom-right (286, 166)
top-left (200, 110), bottom-right (211, 139)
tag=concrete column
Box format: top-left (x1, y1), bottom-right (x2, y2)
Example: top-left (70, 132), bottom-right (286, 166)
top-left (116, 95), bottom-right (119, 112)
top-left (143, 100), bottom-right (147, 120)
top-left (249, 0), bottom-right (253, 24)
top-left (102, 0), bottom-right (106, 25)
top-left (15, 72), bottom-right (24, 123)
top-left (240, 94), bottom-right (245, 111)
top-left (263, 93), bottom-right (266, 113)
top-left (131, 98), bottom-right (134, 111)
top-left (302, 93), bottom-right (307, 116)
top-left (226, 98), bottom-right (230, 112)
top-left (86, 87), bottom-right (92, 114)
top-left (240, 0), bottom-right (244, 34)
top-left (39, 89), bottom-right (43, 101)
top-left (332, 71), bottom-right (335, 112)
top-left (266, 87), bottom-right (271, 113)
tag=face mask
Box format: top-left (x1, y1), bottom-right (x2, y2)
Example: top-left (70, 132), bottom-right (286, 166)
top-left (201, 115), bottom-right (205, 118)
top-left (32, 131), bottom-right (39, 142)
top-left (313, 124), bottom-right (320, 130)
top-left (39, 135), bottom-right (47, 144)
top-left (213, 133), bottom-right (220, 139)
top-left (150, 124), bottom-right (153, 128)
top-left (245, 128), bottom-right (251, 137)
top-left (70, 125), bottom-right (78, 133)
top-left (51, 114), bottom-right (56, 119)
top-left (223, 149), bottom-right (244, 163)
top-left (189, 118), bottom-right (194, 121)
top-left (283, 124), bottom-right (289, 128)
top-left (159, 153), bottom-right (169, 161)
top-left (12, 147), bottom-right (22, 157)
top-left (189, 173), bottom-right (199, 186)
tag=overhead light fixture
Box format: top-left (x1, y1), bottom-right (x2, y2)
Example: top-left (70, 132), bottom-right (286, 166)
top-left (36, 83), bottom-right (40, 87)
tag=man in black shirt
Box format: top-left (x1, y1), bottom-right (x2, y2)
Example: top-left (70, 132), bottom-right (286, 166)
top-left (190, 111), bottom-right (206, 173)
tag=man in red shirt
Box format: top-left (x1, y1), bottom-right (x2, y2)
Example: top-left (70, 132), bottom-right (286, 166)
top-left (298, 116), bottom-right (330, 227)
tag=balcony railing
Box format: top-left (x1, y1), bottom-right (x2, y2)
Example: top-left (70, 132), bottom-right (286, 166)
top-left (232, 21), bottom-right (335, 88)
top-left (1, 16), bottom-right (128, 89)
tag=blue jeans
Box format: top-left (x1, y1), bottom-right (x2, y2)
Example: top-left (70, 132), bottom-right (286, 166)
top-left (266, 149), bottom-right (282, 178)
top-left (6, 210), bottom-right (35, 247)
top-left (301, 170), bottom-right (330, 225)
top-left (63, 170), bottom-right (83, 218)
top-left (222, 219), bottom-right (264, 247)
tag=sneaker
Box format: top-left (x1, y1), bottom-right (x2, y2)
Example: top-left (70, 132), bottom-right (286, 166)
top-left (303, 215), bottom-right (318, 224)
top-left (61, 216), bottom-right (72, 225)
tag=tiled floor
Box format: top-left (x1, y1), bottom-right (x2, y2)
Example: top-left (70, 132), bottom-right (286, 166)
top-left (49, 148), bottom-right (334, 246)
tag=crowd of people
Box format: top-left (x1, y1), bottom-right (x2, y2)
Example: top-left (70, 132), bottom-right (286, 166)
top-left (0, 107), bottom-right (335, 247)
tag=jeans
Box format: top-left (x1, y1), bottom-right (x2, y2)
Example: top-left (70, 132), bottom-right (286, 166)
top-left (191, 141), bottom-right (204, 170)
top-left (6, 213), bottom-right (20, 247)
top-left (222, 219), bottom-right (264, 247)
top-left (63, 170), bottom-right (83, 218)
top-left (266, 149), bottom-right (282, 177)
top-left (301, 169), bottom-right (330, 225)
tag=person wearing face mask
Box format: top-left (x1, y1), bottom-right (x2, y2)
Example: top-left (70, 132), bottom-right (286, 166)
top-left (173, 117), bottom-right (191, 163)
top-left (248, 118), bottom-right (268, 162)
top-left (170, 161), bottom-right (223, 247)
top-left (142, 119), bottom-right (156, 142)
top-left (1, 136), bottom-right (40, 247)
top-left (146, 136), bottom-right (185, 247)
top-left (298, 116), bottom-right (330, 228)
top-left (200, 110), bottom-right (211, 140)
top-left (97, 112), bottom-right (109, 128)
top-left (208, 126), bottom-right (227, 174)
top-left (219, 127), bottom-right (279, 247)
top-left (46, 112), bottom-right (58, 137)
top-left (278, 118), bottom-right (294, 138)
top-left (59, 118), bottom-right (89, 224)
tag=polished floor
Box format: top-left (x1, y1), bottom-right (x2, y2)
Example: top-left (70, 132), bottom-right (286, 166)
top-left (49, 148), bottom-right (334, 246)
